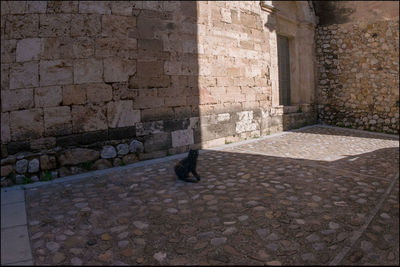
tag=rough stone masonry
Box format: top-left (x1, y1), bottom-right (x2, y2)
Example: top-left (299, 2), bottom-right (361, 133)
top-left (1, 1), bottom-right (398, 186)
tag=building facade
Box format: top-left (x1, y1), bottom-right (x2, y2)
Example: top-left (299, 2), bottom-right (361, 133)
top-left (0, 1), bottom-right (398, 185)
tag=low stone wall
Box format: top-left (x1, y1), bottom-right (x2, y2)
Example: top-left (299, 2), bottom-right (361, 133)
top-left (316, 20), bottom-right (399, 133)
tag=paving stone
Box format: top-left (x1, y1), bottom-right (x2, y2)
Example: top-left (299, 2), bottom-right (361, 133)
top-left (20, 126), bottom-right (399, 266)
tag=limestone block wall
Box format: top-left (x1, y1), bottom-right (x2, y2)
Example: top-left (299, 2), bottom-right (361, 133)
top-left (0, 1), bottom-right (317, 186)
top-left (315, 1), bottom-right (399, 133)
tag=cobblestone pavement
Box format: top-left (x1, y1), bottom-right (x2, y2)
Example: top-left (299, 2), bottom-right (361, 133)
top-left (24, 126), bottom-right (399, 265)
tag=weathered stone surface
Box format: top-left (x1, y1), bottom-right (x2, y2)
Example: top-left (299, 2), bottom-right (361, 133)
top-left (101, 146), bottom-right (117, 159)
top-left (171, 129), bottom-right (194, 148)
top-left (30, 137), bottom-right (56, 150)
top-left (1, 64), bottom-right (10, 91)
top-left (39, 14), bottom-right (71, 37)
top-left (129, 140), bottom-right (144, 153)
top-left (34, 86), bottom-right (62, 107)
top-left (5, 14), bottom-right (39, 39)
top-left (71, 14), bottom-right (101, 37)
top-left (1, 164), bottom-right (13, 177)
top-left (44, 106), bottom-right (72, 136)
top-left (40, 155), bottom-right (56, 170)
top-left (46, 1), bottom-right (78, 13)
top-left (57, 148), bottom-right (100, 166)
top-left (103, 57), bottom-right (136, 83)
top-left (101, 15), bottom-right (136, 38)
top-left (1, 113), bottom-right (11, 144)
top-left (26, 1), bottom-right (47, 13)
top-left (73, 58), bottom-right (103, 84)
top-left (1, 88), bottom-right (34, 112)
top-left (1, 40), bottom-right (16, 64)
top-left (39, 60), bottom-right (73, 86)
top-left (10, 109), bottom-right (44, 140)
top-left (16, 159), bottom-right (28, 174)
top-left (92, 159), bottom-right (112, 170)
top-left (62, 85), bottom-right (86, 105)
top-left (10, 62), bottom-right (39, 89)
top-left (28, 158), bottom-right (40, 173)
top-left (40, 37), bottom-right (73, 60)
top-left (85, 83), bottom-right (112, 104)
top-left (71, 105), bottom-right (107, 133)
top-left (116, 144), bottom-right (129, 155)
top-left (79, 1), bottom-right (111, 14)
top-left (107, 100), bottom-right (140, 128)
top-left (16, 38), bottom-right (41, 62)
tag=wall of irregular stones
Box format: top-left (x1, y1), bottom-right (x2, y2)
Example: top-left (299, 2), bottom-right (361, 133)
top-left (1, 1), bottom-right (317, 186)
top-left (315, 2), bottom-right (399, 133)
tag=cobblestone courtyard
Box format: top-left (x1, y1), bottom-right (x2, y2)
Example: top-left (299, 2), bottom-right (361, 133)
top-left (4, 125), bottom-right (399, 265)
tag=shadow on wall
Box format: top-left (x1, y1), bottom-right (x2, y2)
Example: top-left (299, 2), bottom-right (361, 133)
top-left (130, 1), bottom-right (200, 155)
top-left (312, 1), bottom-right (354, 25)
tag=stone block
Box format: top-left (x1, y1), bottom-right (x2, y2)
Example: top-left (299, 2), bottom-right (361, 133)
top-left (72, 37), bottom-right (95, 58)
top-left (107, 100), bottom-right (140, 128)
top-left (6, 141), bottom-right (30, 155)
top-left (102, 15), bottom-right (136, 38)
top-left (101, 145), bottom-right (117, 159)
top-left (62, 85), bottom-right (86, 105)
top-left (104, 57), bottom-right (136, 83)
top-left (56, 134), bottom-right (82, 147)
top-left (5, 14), bottom-right (39, 39)
top-left (111, 1), bottom-right (135, 16)
top-left (144, 132), bottom-right (171, 152)
top-left (79, 1), bottom-right (111, 14)
top-left (1, 64), bottom-right (9, 91)
top-left (46, 1), bottom-right (78, 13)
top-left (132, 96), bottom-right (164, 109)
top-left (129, 140), bottom-right (144, 153)
top-left (10, 62), bottom-right (39, 89)
top-left (41, 37), bottom-right (73, 60)
top-left (109, 126), bottom-right (136, 140)
top-left (81, 130), bottom-right (108, 145)
top-left (34, 86), bottom-right (62, 107)
top-left (10, 109), bottom-right (43, 140)
top-left (39, 14), bottom-right (71, 37)
top-left (15, 159), bottom-right (28, 174)
top-left (71, 105), bottom-right (107, 133)
top-left (39, 60), bottom-right (73, 86)
top-left (26, 1), bottom-right (47, 13)
top-left (95, 38), bottom-right (137, 58)
top-left (1, 40), bottom-right (16, 64)
top-left (86, 83), bottom-right (113, 103)
top-left (1, 89), bottom-right (33, 112)
top-left (112, 82), bottom-right (138, 101)
top-left (1, 113), bottom-right (11, 144)
top-left (116, 144), bottom-right (129, 155)
top-left (92, 159), bottom-right (112, 170)
top-left (141, 107), bottom-right (174, 122)
top-left (135, 121), bottom-right (163, 136)
top-left (122, 154), bottom-right (138, 164)
top-left (57, 148), bottom-right (100, 166)
top-left (40, 155), bottom-right (56, 170)
top-left (44, 106), bottom-right (72, 136)
top-left (30, 137), bottom-right (56, 150)
top-left (73, 58), bottom-right (103, 84)
top-left (71, 14), bottom-right (101, 37)
top-left (1, 165), bottom-right (13, 177)
top-left (16, 38), bottom-right (41, 62)
top-left (171, 129), bottom-right (194, 148)
top-left (28, 158), bottom-right (39, 173)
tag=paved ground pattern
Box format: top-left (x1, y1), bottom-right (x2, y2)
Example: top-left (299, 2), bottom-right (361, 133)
top-left (23, 126), bottom-right (399, 265)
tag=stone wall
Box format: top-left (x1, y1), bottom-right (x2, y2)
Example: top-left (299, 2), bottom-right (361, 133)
top-left (315, 1), bottom-right (399, 133)
top-left (1, 1), bottom-right (318, 186)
